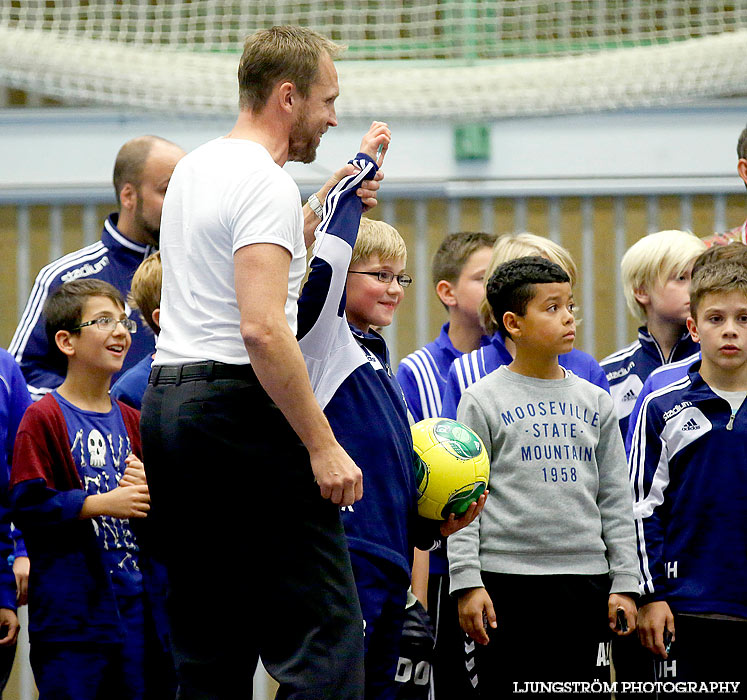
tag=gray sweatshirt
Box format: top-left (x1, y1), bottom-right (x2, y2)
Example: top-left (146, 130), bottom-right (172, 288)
top-left (449, 366), bottom-right (639, 595)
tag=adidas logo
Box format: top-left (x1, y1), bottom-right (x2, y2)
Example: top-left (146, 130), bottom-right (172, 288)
top-left (682, 418), bottom-right (700, 431)
top-left (622, 389), bottom-right (638, 403)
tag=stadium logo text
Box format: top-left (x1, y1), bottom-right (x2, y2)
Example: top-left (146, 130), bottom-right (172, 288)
top-left (662, 401), bottom-right (693, 422)
top-left (606, 361), bottom-right (635, 381)
top-left (61, 256), bottom-right (110, 283)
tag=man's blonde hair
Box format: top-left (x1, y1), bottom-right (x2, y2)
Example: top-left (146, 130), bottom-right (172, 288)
top-left (128, 252), bottom-right (162, 335)
top-left (238, 26), bottom-right (343, 112)
top-left (351, 218), bottom-right (407, 267)
top-left (479, 232), bottom-right (577, 334)
top-left (621, 230), bottom-right (706, 321)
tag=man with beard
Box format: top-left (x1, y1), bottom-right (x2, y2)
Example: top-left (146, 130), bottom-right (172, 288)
top-left (140, 26), bottom-right (383, 699)
top-left (9, 135), bottom-right (185, 399)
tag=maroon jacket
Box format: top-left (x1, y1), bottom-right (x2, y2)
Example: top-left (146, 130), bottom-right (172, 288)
top-left (10, 394), bottom-right (158, 644)
top-left (11, 393), bottom-right (141, 492)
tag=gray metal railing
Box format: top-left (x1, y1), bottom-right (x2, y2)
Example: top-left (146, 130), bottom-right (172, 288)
top-left (5, 187), bottom-right (743, 361)
top-left (1, 182), bottom-right (743, 699)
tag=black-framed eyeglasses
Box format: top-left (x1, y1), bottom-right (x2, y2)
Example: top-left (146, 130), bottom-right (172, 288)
top-left (72, 317), bottom-right (138, 334)
top-left (348, 270), bottom-right (413, 288)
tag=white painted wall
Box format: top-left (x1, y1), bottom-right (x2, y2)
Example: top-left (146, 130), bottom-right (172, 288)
top-left (1, 100), bottom-right (747, 199)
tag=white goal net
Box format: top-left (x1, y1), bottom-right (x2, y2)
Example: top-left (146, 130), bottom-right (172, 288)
top-left (1, 1), bottom-right (747, 119)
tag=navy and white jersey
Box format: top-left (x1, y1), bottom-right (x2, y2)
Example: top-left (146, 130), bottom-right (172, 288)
top-left (0, 349), bottom-right (30, 609)
top-left (397, 323), bottom-right (490, 422)
top-left (629, 364), bottom-right (747, 618)
top-left (297, 153), bottom-right (436, 578)
top-left (623, 351), bottom-right (701, 456)
top-left (440, 332), bottom-right (610, 420)
top-left (110, 353), bottom-right (154, 411)
top-left (9, 214), bottom-right (156, 400)
top-left (600, 326), bottom-right (698, 438)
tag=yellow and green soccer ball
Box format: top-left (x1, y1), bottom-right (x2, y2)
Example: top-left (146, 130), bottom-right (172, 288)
top-left (411, 418), bottom-right (490, 520)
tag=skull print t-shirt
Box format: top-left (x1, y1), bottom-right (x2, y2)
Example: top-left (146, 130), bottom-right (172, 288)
top-left (52, 391), bottom-right (142, 598)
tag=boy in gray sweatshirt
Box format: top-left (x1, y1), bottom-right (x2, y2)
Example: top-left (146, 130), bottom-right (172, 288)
top-left (448, 257), bottom-right (639, 695)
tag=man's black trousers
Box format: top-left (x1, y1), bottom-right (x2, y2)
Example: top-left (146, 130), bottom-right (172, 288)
top-left (141, 364), bottom-right (365, 700)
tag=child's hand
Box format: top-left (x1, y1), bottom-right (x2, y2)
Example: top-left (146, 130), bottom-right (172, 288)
top-left (359, 121), bottom-right (391, 167)
top-left (120, 454), bottom-right (147, 487)
top-left (457, 586), bottom-right (497, 646)
top-left (81, 484), bottom-right (150, 520)
top-left (608, 593), bottom-right (637, 636)
top-left (100, 485), bottom-right (150, 519)
top-left (358, 169), bottom-right (384, 212)
top-left (439, 492), bottom-right (488, 538)
top-left (12, 556), bottom-right (29, 607)
top-left (638, 601), bottom-right (674, 658)
top-left (0, 609), bottom-right (19, 647)
top-left (308, 162), bottom-right (385, 222)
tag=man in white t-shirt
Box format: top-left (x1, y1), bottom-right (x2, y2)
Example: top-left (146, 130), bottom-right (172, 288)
top-left (140, 26), bottom-right (385, 699)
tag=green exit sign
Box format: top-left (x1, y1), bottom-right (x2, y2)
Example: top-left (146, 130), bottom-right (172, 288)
top-left (454, 124), bottom-right (490, 161)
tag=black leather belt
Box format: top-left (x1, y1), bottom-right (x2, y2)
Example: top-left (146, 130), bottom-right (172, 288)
top-left (149, 361), bottom-right (256, 385)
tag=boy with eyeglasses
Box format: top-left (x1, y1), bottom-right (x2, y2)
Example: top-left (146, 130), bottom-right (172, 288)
top-left (297, 135), bottom-right (484, 699)
top-left (9, 279), bottom-right (173, 700)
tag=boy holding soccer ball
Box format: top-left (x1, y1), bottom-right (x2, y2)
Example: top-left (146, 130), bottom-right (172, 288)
top-left (297, 123), bottom-right (484, 699)
top-left (448, 257), bottom-right (638, 696)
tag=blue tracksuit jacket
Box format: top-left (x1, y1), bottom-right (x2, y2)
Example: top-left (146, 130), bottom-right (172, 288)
top-left (110, 353), bottom-right (154, 411)
top-left (600, 326), bottom-right (698, 438)
top-left (396, 323), bottom-right (490, 423)
top-left (623, 352), bottom-right (701, 457)
top-left (9, 214), bottom-right (156, 399)
top-left (629, 364), bottom-right (747, 617)
top-left (297, 153), bottom-right (437, 579)
top-left (440, 332), bottom-right (610, 421)
top-left (0, 349), bottom-right (30, 610)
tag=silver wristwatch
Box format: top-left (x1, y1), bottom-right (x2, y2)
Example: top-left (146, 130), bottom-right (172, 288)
top-left (307, 192), bottom-right (324, 218)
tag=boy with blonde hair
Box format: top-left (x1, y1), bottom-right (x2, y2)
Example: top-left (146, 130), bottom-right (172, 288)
top-left (297, 138), bottom-right (483, 699)
top-left (111, 252), bottom-right (162, 410)
top-left (624, 242), bottom-right (747, 454)
top-left (630, 261), bottom-right (747, 693)
top-left (441, 232), bottom-right (608, 421)
top-left (601, 230), bottom-right (706, 437)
